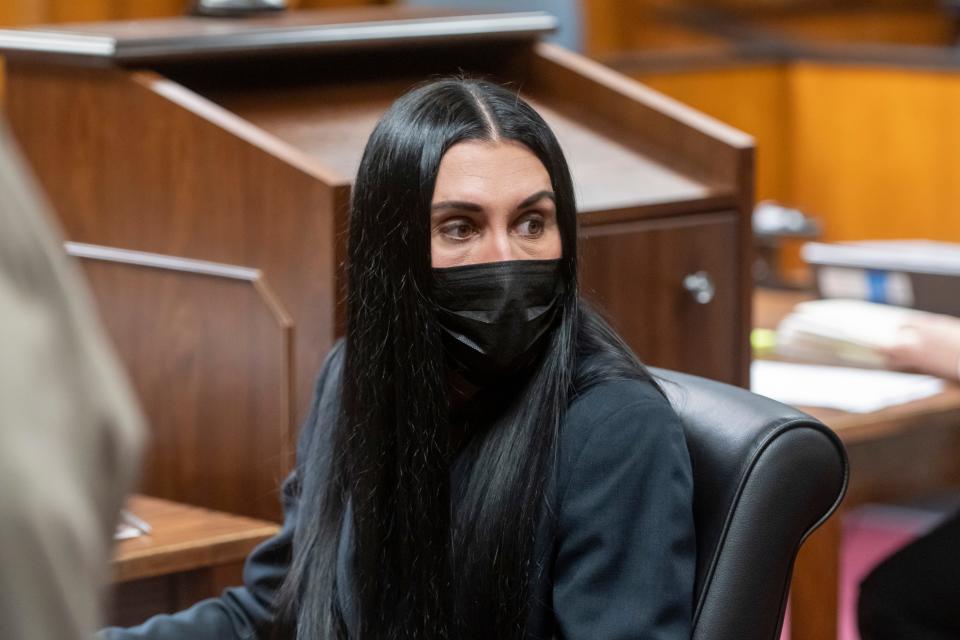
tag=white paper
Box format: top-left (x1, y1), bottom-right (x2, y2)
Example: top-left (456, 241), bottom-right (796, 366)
top-left (114, 523), bottom-right (144, 541)
top-left (751, 360), bottom-right (945, 413)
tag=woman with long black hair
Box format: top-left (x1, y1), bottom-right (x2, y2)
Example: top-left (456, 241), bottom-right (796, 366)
top-left (102, 78), bottom-right (695, 640)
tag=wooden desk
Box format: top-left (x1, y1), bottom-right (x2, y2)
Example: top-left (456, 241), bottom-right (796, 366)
top-left (754, 289), bottom-right (960, 640)
top-left (110, 495), bottom-right (279, 627)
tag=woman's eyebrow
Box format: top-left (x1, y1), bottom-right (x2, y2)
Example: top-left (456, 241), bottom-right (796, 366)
top-left (431, 200), bottom-right (483, 212)
top-left (431, 190), bottom-right (556, 213)
top-left (517, 190), bottom-right (556, 209)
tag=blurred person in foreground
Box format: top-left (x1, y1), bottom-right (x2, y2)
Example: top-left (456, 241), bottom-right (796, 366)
top-left (858, 313), bottom-right (960, 639)
top-left (0, 120), bottom-right (144, 639)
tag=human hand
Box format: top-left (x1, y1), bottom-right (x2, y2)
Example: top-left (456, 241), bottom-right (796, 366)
top-left (881, 314), bottom-right (960, 381)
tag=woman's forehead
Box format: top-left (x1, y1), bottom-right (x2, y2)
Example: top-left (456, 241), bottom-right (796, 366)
top-left (432, 140), bottom-right (551, 207)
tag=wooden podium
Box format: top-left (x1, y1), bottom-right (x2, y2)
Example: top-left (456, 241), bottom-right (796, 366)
top-left (0, 7), bottom-right (754, 521)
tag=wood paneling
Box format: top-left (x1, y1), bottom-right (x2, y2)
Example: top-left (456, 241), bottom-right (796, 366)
top-left (75, 247), bottom-right (296, 521)
top-left (791, 511), bottom-right (842, 640)
top-left (581, 2), bottom-right (950, 55)
top-left (619, 58), bottom-right (960, 270)
top-left (582, 1), bottom-right (725, 58)
top-left (5, 62), bottom-right (348, 445)
top-left (789, 62), bottom-right (960, 245)
top-left (0, 1), bottom-right (45, 26)
top-left (750, 7), bottom-right (953, 46)
top-left (110, 565), bottom-right (244, 628)
top-left (632, 64), bottom-right (791, 204)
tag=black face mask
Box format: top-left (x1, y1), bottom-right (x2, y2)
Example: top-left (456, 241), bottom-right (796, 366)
top-left (432, 259), bottom-right (565, 387)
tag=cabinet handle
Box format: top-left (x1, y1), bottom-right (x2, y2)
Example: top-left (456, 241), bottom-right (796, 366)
top-left (683, 271), bottom-right (715, 305)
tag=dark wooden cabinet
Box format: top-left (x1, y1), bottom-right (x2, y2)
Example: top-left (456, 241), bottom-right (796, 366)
top-left (580, 211), bottom-right (741, 383)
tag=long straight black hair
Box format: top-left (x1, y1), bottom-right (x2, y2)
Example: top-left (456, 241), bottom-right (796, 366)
top-left (278, 78), bottom-right (654, 640)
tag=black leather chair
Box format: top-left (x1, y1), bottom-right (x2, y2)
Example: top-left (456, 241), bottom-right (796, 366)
top-left (654, 368), bottom-right (849, 640)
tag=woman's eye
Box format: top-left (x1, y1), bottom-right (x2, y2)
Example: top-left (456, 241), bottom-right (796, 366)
top-left (516, 215), bottom-right (546, 238)
top-left (440, 220), bottom-right (476, 241)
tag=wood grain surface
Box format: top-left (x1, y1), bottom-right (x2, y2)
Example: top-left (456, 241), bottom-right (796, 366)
top-left (5, 60), bottom-right (346, 439)
top-left (789, 62), bottom-right (960, 247)
top-left (109, 494), bottom-right (279, 627)
top-left (74, 245), bottom-right (296, 521)
top-left (581, 212), bottom-right (741, 384)
top-left (113, 494), bottom-right (279, 583)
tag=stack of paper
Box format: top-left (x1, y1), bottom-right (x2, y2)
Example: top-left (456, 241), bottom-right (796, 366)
top-left (775, 298), bottom-right (931, 368)
top-left (751, 360), bottom-right (945, 413)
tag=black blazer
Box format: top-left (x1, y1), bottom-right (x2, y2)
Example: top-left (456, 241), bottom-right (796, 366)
top-left (102, 342), bottom-right (695, 640)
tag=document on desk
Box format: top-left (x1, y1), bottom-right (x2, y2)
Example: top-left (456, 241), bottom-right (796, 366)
top-left (775, 299), bottom-right (930, 369)
top-left (751, 360), bottom-right (945, 413)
